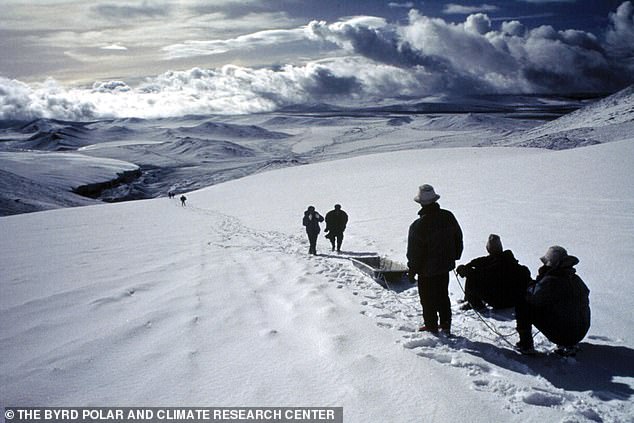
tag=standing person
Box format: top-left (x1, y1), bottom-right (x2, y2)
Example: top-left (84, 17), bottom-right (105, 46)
top-left (180, 195), bottom-right (187, 206)
top-left (407, 184), bottom-right (463, 335)
top-left (456, 234), bottom-right (531, 311)
top-left (515, 246), bottom-right (591, 356)
top-left (303, 206), bottom-right (324, 255)
top-left (325, 204), bottom-right (348, 253)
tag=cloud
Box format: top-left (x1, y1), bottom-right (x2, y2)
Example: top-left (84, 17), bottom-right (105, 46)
top-left (0, 63), bottom-right (365, 120)
top-left (162, 27), bottom-right (308, 59)
top-left (307, 6), bottom-right (633, 94)
top-left (0, 77), bottom-right (97, 121)
top-left (388, 2), bottom-right (415, 8)
top-left (91, 1), bottom-right (171, 20)
top-left (2, 2), bottom-right (634, 120)
top-left (605, 1), bottom-right (634, 58)
top-left (443, 4), bottom-right (499, 14)
top-left (101, 43), bottom-right (128, 50)
top-left (92, 80), bottom-right (131, 92)
top-left (464, 13), bottom-right (493, 34)
top-left (1, 2), bottom-right (303, 84)
top-left (501, 20), bottom-right (527, 36)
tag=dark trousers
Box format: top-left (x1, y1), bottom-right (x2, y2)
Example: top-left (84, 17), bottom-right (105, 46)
top-left (307, 232), bottom-right (318, 254)
top-left (513, 281), bottom-right (534, 348)
top-left (464, 275), bottom-right (487, 309)
top-left (329, 232), bottom-right (344, 251)
top-left (418, 273), bottom-right (451, 330)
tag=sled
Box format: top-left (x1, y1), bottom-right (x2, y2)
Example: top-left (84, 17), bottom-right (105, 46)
top-left (350, 256), bottom-right (409, 288)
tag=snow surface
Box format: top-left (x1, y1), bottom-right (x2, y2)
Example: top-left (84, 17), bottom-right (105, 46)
top-left (0, 151), bottom-right (139, 191)
top-left (0, 111), bottom-right (541, 215)
top-left (506, 86), bottom-right (634, 150)
top-left (2, 141), bottom-right (634, 422)
top-left (0, 90), bottom-right (634, 423)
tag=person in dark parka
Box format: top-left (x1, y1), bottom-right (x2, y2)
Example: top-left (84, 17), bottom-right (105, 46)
top-left (407, 184), bottom-right (463, 335)
top-left (325, 204), bottom-right (348, 252)
top-left (303, 205), bottom-right (324, 255)
top-left (457, 234), bottom-right (531, 311)
top-left (516, 246), bottom-right (591, 355)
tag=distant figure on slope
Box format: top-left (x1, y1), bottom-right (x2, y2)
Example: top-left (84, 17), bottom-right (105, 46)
top-left (456, 234), bottom-right (531, 311)
top-left (515, 246), bottom-right (591, 356)
top-left (168, 191), bottom-right (175, 199)
top-left (407, 184), bottom-right (463, 335)
top-left (325, 204), bottom-right (348, 253)
top-left (180, 195), bottom-right (187, 206)
top-left (303, 205), bottom-right (324, 255)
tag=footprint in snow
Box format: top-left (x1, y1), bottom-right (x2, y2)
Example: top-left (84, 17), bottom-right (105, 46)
top-left (402, 337), bottom-right (441, 349)
top-left (521, 390), bottom-right (566, 407)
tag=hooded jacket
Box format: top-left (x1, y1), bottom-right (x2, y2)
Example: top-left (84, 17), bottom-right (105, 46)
top-left (303, 209), bottom-right (324, 235)
top-left (526, 258), bottom-right (591, 347)
top-left (407, 202), bottom-right (463, 277)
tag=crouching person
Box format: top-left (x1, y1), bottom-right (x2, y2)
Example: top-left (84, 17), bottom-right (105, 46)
top-left (457, 234), bottom-right (531, 311)
top-left (516, 246), bottom-right (591, 356)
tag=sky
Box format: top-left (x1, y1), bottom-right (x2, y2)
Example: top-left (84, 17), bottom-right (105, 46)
top-left (1, 0), bottom-right (633, 119)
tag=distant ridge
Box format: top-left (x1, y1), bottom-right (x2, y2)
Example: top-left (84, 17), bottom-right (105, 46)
top-left (506, 85), bottom-right (634, 150)
top-left (533, 85), bottom-right (634, 132)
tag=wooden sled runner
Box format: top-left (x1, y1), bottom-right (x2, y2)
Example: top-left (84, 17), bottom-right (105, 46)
top-left (350, 256), bottom-right (409, 289)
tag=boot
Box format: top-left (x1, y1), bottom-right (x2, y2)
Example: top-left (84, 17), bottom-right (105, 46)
top-left (439, 322), bottom-right (451, 336)
top-left (516, 328), bottom-right (536, 355)
top-left (554, 345), bottom-right (579, 357)
top-left (418, 325), bottom-right (439, 334)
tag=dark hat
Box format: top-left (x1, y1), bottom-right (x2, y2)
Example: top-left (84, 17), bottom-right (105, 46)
top-left (486, 234), bottom-right (503, 254)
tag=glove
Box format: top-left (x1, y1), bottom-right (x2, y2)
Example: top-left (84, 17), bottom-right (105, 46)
top-left (456, 265), bottom-right (468, 278)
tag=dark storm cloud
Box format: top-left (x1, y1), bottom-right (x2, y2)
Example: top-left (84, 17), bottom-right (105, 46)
top-left (304, 67), bottom-right (361, 95)
top-left (307, 5), bottom-right (634, 94)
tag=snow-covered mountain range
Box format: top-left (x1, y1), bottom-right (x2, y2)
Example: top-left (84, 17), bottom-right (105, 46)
top-left (1, 89), bottom-right (632, 216)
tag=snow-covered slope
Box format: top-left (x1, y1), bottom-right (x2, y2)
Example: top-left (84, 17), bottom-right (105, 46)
top-left (2, 139), bottom-right (633, 422)
top-left (0, 152), bottom-right (139, 213)
top-left (0, 151), bottom-right (139, 191)
top-left (0, 112), bottom-right (542, 215)
top-left (508, 85), bottom-right (634, 149)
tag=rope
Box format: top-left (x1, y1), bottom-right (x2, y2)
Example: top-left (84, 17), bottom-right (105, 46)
top-left (377, 271), bottom-right (422, 319)
top-left (452, 270), bottom-right (518, 348)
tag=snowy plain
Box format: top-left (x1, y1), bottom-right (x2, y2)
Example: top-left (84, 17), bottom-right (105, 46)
top-left (1, 92), bottom-right (634, 422)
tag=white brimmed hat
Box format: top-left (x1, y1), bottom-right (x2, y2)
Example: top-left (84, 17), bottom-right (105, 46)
top-left (540, 245), bottom-right (579, 268)
top-left (414, 184), bottom-right (440, 205)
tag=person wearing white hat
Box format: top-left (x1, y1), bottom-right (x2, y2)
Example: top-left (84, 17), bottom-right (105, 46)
top-left (407, 184), bottom-right (463, 335)
top-left (515, 246), bottom-right (591, 356)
